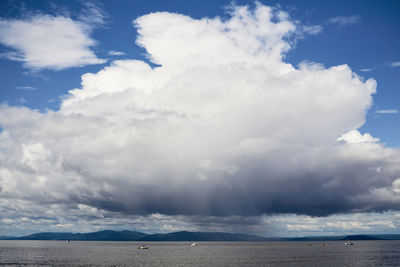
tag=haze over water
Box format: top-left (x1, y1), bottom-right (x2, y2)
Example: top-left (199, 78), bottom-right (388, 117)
top-left (1, 240), bottom-right (400, 266)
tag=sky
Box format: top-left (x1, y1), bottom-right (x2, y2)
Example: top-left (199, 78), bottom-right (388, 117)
top-left (0, 0), bottom-right (399, 237)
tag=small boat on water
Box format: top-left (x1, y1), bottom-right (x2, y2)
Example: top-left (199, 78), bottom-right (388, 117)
top-left (65, 240), bottom-right (71, 242)
top-left (138, 245), bottom-right (149, 249)
top-left (344, 240), bottom-right (354, 246)
top-left (189, 243), bottom-right (197, 246)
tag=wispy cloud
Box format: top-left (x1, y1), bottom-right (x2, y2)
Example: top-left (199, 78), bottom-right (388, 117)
top-left (78, 2), bottom-right (107, 27)
top-left (16, 96), bottom-right (26, 104)
top-left (390, 61), bottom-right (400, 67)
top-left (358, 68), bottom-right (374, 72)
top-left (16, 86), bottom-right (36, 90)
top-left (302, 25), bottom-right (323, 35)
top-left (358, 61), bottom-right (400, 72)
top-left (108, 50), bottom-right (126, 56)
top-left (327, 15), bottom-right (361, 26)
top-left (376, 109), bottom-right (398, 114)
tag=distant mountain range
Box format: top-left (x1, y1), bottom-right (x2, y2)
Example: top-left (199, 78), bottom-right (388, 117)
top-left (4, 230), bottom-right (147, 241)
top-left (0, 230), bottom-right (268, 241)
top-left (1, 230), bottom-right (400, 241)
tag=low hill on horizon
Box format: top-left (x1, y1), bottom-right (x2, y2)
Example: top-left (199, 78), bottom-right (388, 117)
top-left (5, 230), bottom-right (147, 241)
top-left (1, 230), bottom-right (400, 241)
top-left (1, 230), bottom-right (268, 241)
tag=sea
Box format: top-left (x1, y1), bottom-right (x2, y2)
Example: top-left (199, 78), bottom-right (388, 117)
top-left (1, 240), bottom-right (400, 266)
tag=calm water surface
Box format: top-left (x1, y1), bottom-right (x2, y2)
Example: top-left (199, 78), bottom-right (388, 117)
top-left (1, 240), bottom-right (400, 266)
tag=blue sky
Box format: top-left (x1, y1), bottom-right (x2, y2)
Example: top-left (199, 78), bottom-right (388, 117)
top-left (0, 0), bottom-right (400, 236)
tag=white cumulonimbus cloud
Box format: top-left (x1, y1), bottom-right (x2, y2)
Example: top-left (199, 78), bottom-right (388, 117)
top-left (0, 6), bottom-right (105, 70)
top-left (1, 4), bottom-right (400, 234)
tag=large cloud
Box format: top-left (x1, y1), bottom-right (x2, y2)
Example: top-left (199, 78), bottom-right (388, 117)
top-left (1, 4), bottom-right (400, 234)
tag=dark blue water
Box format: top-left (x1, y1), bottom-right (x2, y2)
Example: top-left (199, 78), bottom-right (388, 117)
top-left (1, 240), bottom-right (400, 266)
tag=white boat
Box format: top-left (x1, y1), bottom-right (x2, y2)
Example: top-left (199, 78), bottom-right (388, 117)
top-left (138, 245), bottom-right (149, 249)
top-left (189, 243), bottom-right (197, 246)
top-left (344, 240), bottom-right (354, 245)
